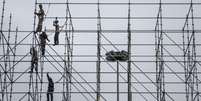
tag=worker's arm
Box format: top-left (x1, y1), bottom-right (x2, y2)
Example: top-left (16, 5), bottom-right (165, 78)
top-left (34, 12), bottom-right (39, 15)
top-left (34, 10), bottom-right (44, 16)
top-left (30, 48), bottom-right (32, 55)
top-left (47, 37), bottom-right (50, 42)
top-left (44, 33), bottom-right (50, 42)
top-left (46, 34), bottom-right (50, 42)
top-left (47, 73), bottom-right (50, 80)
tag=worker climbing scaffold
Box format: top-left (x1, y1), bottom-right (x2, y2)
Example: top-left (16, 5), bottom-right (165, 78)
top-left (47, 73), bottom-right (54, 101)
top-left (39, 31), bottom-right (50, 56)
top-left (34, 4), bottom-right (45, 33)
top-left (30, 47), bottom-right (38, 73)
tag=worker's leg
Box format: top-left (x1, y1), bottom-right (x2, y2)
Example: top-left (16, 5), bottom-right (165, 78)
top-left (36, 20), bottom-right (43, 32)
top-left (36, 24), bottom-right (42, 32)
top-left (41, 46), bottom-right (44, 56)
top-left (35, 61), bottom-right (38, 73)
top-left (50, 92), bottom-right (53, 101)
top-left (41, 45), bottom-right (45, 56)
top-left (42, 48), bottom-right (45, 55)
top-left (54, 33), bottom-right (59, 45)
top-left (30, 61), bottom-right (34, 73)
top-left (56, 33), bottom-right (59, 45)
top-left (54, 34), bottom-right (56, 45)
top-left (47, 92), bottom-right (49, 101)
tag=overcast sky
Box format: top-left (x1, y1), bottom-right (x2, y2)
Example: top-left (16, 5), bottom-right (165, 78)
top-left (1, 0), bottom-right (201, 101)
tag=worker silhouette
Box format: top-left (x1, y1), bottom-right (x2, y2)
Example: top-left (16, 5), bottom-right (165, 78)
top-left (39, 31), bottom-right (50, 56)
top-left (53, 17), bottom-right (60, 46)
top-left (30, 47), bottom-right (38, 73)
top-left (47, 73), bottom-right (54, 101)
top-left (35, 4), bottom-right (45, 33)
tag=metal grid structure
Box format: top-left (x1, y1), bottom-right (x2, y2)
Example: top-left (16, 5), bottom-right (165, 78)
top-left (0, 0), bottom-right (201, 101)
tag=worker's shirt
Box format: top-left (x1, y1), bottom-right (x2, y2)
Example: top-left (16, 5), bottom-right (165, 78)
top-left (55, 25), bottom-right (59, 34)
top-left (39, 9), bottom-right (44, 18)
top-left (53, 21), bottom-right (60, 34)
top-left (40, 33), bottom-right (48, 45)
top-left (36, 9), bottom-right (45, 22)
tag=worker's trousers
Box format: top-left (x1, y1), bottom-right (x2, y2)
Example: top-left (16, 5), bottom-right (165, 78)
top-left (41, 44), bottom-right (46, 56)
top-left (31, 60), bottom-right (38, 73)
top-left (36, 19), bottom-right (43, 32)
top-left (47, 92), bottom-right (53, 101)
top-left (54, 32), bottom-right (59, 45)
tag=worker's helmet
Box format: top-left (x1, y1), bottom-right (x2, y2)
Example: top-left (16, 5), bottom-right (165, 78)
top-left (55, 17), bottom-right (59, 23)
top-left (39, 4), bottom-right (43, 8)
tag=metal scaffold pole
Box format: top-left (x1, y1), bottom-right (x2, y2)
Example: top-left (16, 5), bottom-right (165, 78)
top-left (127, 0), bottom-right (132, 101)
top-left (182, 0), bottom-right (199, 101)
top-left (155, 0), bottom-right (166, 101)
top-left (0, 0), bottom-right (6, 43)
top-left (116, 61), bottom-right (119, 101)
top-left (0, 0), bottom-right (6, 97)
top-left (8, 14), bottom-right (13, 101)
top-left (96, 0), bottom-right (101, 100)
top-left (63, 0), bottom-right (74, 100)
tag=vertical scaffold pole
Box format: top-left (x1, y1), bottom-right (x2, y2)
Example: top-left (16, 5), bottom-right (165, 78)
top-left (97, 0), bottom-right (101, 101)
top-left (117, 61), bottom-right (119, 101)
top-left (155, 0), bottom-right (165, 101)
top-left (9, 27), bottom-right (18, 101)
top-left (0, 0), bottom-right (6, 42)
top-left (64, 0), bottom-right (70, 100)
top-left (8, 13), bottom-right (13, 101)
top-left (183, 0), bottom-right (199, 101)
top-left (0, 1), bottom-right (6, 96)
top-left (127, 0), bottom-right (132, 101)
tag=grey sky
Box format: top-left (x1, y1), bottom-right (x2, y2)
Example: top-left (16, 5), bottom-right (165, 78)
top-left (1, 0), bottom-right (201, 101)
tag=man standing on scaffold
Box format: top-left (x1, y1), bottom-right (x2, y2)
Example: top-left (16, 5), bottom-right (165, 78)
top-left (34, 4), bottom-right (45, 33)
top-left (53, 17), bottom-right (61, 46)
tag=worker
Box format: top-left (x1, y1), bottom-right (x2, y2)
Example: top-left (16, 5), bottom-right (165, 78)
top-left (34, 4), bottom-right (45, 33)
top-left (30, 47), bottom-right (38, 73)
top-left (47, 73), bottom-right (54, 101)
top-left (39, 31), bottom-right (50, 56)
top-left (53, 17), bottom-right (60, 46)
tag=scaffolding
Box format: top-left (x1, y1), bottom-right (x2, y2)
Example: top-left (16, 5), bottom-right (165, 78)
top-left (0, 0), bottom-right (201, 101)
